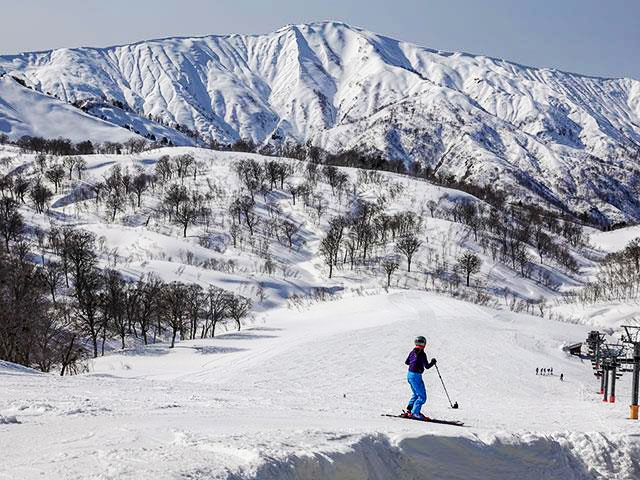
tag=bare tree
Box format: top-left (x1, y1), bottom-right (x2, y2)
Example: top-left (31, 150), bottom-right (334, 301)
top-left (0, 198), bottom-right (23, 250)
top-left (74, 267), bottom-right (104, 358)
top-left (227, 294), bottom-right (252, 331)
top-left (43, 261), bottom-right (63, 304)
top-left (458, 252), bottom-right (482, 287)
top-left (186, 284), bottom-right (204, 340)
top-left (280, 219), bottom-right (300, 248)
top-left (175, 197), bottom-right (199, 237)
top-left (132, 173), bottom-right (149, 208)
top-left (155, 155), bottom-right (173, 183)
top-left (63, 156), bottom-right (79, 180)
top-left (175, 154), bottom-right (195, 184)
top-left (101, 269), bottom-right (128, 350)
top-left (65, 229), bottom-right (102, 357)
top-left (30, 179), bottom-right (53, 214)
top-left (45, 164), bottom-right (65, 193)
top-left (161, 282), bottom-right (189, 348)
top-left (204, 286), bottom-right (231, 338)
top-left (164, 184), bottom-right (189, 220)
top-left (136, 275), bottom-right (163, 345)
top-left (381, 257), bottom-right (400, 287)
top-left (235, 159), bottom-right (263, 200)
top-left (395, 234), bottom-right (421, 272)
top-left (235, 195), bottom-right (258, 235)
top-left (13, 176), bottom-right (30, 204)
top-left (319, 218), bottom-right (345, 278)
top-left (426, 200), bottom-right (437, 217)
top-left (75, 157), bottom-right (87, 179)
top-left (625, 238), bottom-right (640, 272)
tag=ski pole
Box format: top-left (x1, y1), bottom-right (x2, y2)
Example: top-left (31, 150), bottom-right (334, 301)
top-left (435, 364), bottom-right (459, 409)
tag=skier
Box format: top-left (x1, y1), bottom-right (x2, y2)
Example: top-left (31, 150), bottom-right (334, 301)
top-left (550, 367), bottom-right (554, 375)
top-left (401, 336), bottom-right (437, 420)
top-left (536, 367), bottom-right (539, 375)
top-left (560, 373), bottom-right (564, 382)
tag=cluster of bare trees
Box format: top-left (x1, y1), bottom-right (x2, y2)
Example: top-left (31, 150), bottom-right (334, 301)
top-left (571, 238), bottom-right (640, 303)
top-left (7, 135), bottom-right (149, 156)
top-left (319, 197), bottom-right (423, 279)
top-left (0, 243), bottom-right (83, 375)
top-left (47, 228), bottom-right (252, 356)
top-left (234, 158), bottom-right (293, 200)
top-left (440, 199), bottom-right (582, 278)
top-left (0, 155), bottom-right (82, 216)
top-left (0, 202), bottom-right (253, 373)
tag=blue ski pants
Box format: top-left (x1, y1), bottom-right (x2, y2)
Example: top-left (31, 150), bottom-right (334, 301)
top-left (407, 371), bottom-right (427, 415)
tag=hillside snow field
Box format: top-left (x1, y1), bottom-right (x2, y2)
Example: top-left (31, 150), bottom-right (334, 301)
top-left (590, 224), bottom-right (640, 253)
top-left (5, 145), bottom-right (585, 309)
top-left (0, 76), bottom-right (139, 144)
top-left (2, 22), bottom-right (640, 222)
top-left (2, 291), bottom-right (638, 479)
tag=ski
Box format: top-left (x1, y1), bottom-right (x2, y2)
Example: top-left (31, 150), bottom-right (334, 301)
top-left (381, 414), bottom-right (465, 427)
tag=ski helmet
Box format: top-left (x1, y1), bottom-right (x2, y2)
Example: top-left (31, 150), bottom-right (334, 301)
top-left (414, 336), bottom-right (426, 347)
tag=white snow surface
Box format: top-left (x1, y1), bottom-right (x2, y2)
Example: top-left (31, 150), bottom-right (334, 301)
top-left (0, 144), bottom-right (638, 477)
top-left (0, 76), bottom-right (138, 143)
top-left (2, 291), bottom-right (639, 479)
top-left (1, 22), bottom-right (640, 222)
top-left (590, 225), bottom-right (640, 253)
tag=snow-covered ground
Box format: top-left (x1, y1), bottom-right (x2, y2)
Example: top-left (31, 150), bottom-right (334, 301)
top-left (1, 143), bottom-right (638, 478)
top-left (8, 145), bottom-right (583, 308)
top-left (2, 291), bottom-right (638, 479)
top-left (0, 76), bottom-right (139, 143)
top-left (590, 225), bottom-right (640, 253)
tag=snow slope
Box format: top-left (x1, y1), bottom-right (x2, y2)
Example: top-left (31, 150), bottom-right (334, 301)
top-left (1, 22), bottom-right (640, 222)
top-left (9, 145), bottom-right (583, 310)
top-left (0, 75), bottom-right (138, 143)
top-left (590, 225), bottom-right (640, 253)
top-left (1, 291), bottom-right (638, 479)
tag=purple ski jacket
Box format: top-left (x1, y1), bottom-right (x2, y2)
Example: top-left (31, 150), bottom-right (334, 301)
top-left (405, 348), bottom-right (435, 374)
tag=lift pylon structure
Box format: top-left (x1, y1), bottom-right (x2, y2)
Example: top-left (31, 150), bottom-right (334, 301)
top-left (621, 326), bottom-right (640, 420)
top-left (586, 330), bottom-right (606, 371)
top-left (599, 343), bottom-right (626, 403)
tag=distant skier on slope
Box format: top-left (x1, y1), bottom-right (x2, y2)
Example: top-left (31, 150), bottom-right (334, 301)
top-left (401, 336), bottom-right (437, 420)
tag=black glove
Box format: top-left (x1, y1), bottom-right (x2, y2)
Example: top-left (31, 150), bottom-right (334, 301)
top-left (431, 358), bottom-right (437, 366)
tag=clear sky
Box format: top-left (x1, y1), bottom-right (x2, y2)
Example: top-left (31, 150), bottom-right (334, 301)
top-left (2, 0), bottom-right (638, 79)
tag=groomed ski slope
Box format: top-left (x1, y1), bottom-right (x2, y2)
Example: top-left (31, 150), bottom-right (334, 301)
top-left (2, 291), bottom-right (638, 479)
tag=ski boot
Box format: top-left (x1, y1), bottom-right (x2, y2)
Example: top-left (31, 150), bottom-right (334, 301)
top-left (400, 406), bottom-right (413, 418)
top-left (411, 412), bottom-right (430, 421)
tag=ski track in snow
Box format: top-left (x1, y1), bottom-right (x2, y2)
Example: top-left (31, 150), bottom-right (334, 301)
top-left (2, 291), bottom-right (639, 479)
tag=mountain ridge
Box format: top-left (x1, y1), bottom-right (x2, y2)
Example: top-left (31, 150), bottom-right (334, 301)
top-left (1, 21), bottom-right (639, 224)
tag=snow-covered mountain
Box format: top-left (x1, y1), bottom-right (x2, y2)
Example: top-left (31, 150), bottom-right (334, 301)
top-left (1, 21), bottom-right (640, 223)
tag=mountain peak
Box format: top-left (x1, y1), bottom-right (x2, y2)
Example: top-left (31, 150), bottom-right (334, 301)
top-left (0, 25), bottom-right (639, 224)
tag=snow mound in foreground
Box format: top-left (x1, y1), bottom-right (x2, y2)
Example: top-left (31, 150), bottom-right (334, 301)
top-left (243, 432), bottom-right (638, 480)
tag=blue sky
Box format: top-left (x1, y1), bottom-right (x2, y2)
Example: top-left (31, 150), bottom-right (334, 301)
top-left (3, 0), bottom-right (638, 79)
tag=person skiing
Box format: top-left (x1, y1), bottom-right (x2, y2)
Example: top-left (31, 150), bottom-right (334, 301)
top-left (536, 367), bottom-right (539, 375)
top-left (560, 373), bottom-right (564, 382)
top-left (401, 336), bottom-right (437, 420)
